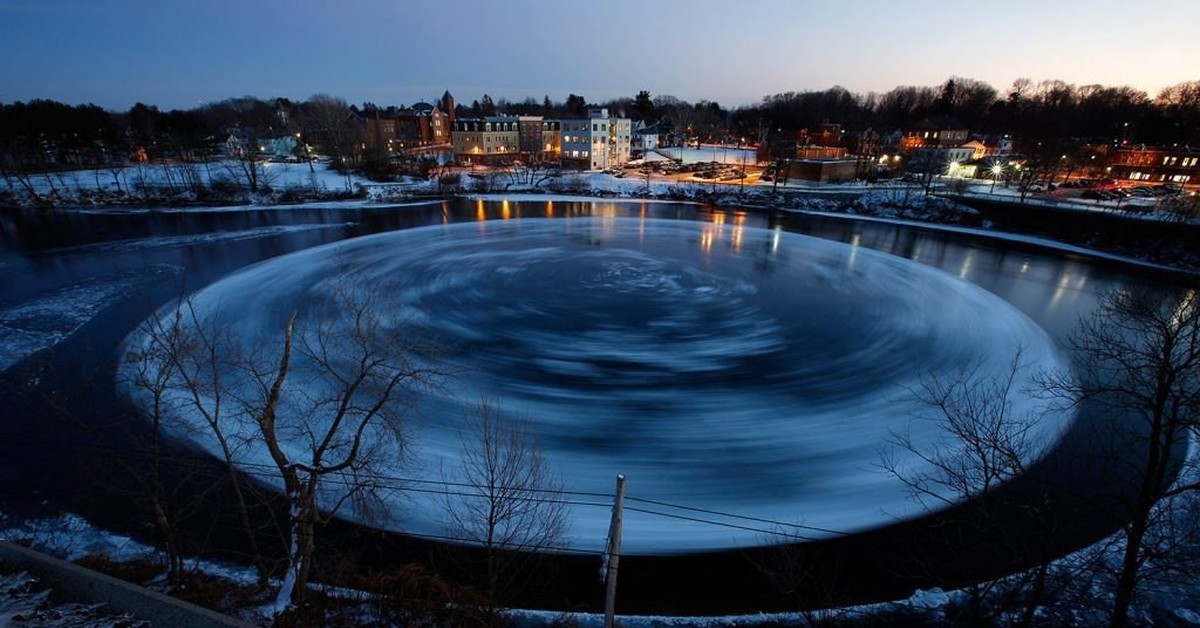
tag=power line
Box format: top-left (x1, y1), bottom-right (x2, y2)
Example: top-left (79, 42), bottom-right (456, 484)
top-left (624, 495), bottom-right (849, 537)
top-left (623, 505), bottom-right (820, 542)
top-left (0, 428), bottom-right (859, 540)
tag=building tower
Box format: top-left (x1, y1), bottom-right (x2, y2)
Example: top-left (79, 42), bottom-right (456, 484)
top-left (441, 90), bottom-right (456, 126)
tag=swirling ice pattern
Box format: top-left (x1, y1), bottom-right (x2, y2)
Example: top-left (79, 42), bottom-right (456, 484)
top-left (119, 218), bottom-right (1073, 553)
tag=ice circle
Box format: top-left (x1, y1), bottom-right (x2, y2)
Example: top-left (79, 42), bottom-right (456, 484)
top-left (118, 217), bottom-right (1073, 553)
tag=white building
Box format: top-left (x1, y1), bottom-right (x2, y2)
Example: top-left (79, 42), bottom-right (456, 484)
top-left (559, 108), bottom-right (632, 170)
top-left (633, 121), bottom-right (661, 153)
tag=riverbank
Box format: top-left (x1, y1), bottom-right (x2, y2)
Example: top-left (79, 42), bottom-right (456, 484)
top-left (5, 160), bottom-right (1196, 273)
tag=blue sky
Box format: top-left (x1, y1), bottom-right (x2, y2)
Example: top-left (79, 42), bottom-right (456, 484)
top-left (2, 0), bottom-right (1198, 111)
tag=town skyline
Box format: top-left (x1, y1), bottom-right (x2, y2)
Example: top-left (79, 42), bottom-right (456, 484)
top-left (2, 0), bottom-right (1198, 112)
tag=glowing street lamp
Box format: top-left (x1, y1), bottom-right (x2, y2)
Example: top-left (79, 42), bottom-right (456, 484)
top-left (739, 136), bottom-right (746, 195)
top-left (990, 164), bottom-right (1003, 193)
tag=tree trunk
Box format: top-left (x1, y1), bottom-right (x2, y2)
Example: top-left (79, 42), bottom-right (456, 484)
top-left (1110, 517), bottom-right (1147, 628)
top-left (271, 498), bottom-right (303, 615)
top-left (1016, 560), bottom-right (1049, 628)
top-left (293, 500), bottom-right (317, 606)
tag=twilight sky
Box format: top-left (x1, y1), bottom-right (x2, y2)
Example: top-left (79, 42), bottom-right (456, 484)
top-left (2, 0), bottom-right (1197, 112)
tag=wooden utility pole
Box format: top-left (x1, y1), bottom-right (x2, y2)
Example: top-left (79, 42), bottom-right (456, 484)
top-left (603, 474), bottom-right (626, 628)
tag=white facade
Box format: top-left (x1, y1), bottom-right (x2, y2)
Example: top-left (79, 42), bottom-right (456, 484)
top-left (559, 108), bottom-right (632, 170)
top-left (632, 122), bottom-right (660, 152)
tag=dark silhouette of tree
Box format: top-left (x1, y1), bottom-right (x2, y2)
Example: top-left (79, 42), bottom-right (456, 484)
top-left (479, 94), bottom-right (496, 117)
top-left (633, 90), bottom-right (654, 121)
top-left (1042, 288), bottom-right (1200, 628)
top-left (441, 399), bottom-right (569, 626)
top-left (565, 93), bottom-right (587, 117)
top-left (882, 351), bottom-right (1072, 626)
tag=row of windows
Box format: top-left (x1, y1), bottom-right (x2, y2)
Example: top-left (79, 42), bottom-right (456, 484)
top-left (1125, 171), bottom-right (1194, 183)
top-left (1162, 156), bottom-right (1199, 167)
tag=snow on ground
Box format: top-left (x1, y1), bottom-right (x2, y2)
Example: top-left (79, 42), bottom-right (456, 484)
top-left (0, 570), bottom-right (149, 627)
top-left (0, 513), bottom-right (154, 565)
top-left (3, 160), bottom-right (371, 198)
top-left (821, 196), bottom-right (1195, 276)
top-left (0, 512), bottom-right (258, 588)
top-left (953, 180), bottom-right (1168, 214)
top-left (662, 145), bottom-right (758, 166)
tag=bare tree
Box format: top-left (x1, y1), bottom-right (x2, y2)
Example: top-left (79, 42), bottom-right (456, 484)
top-left (882, 350), bottom-right (1064, 625)
top-left (236, 282), bottom-right (447, 613)
top-left (123, 278), bottom-right (447, 614)
top-left (905, 149), bottom-right (948, 195)
top-left (885, 351), bottom-right (1041, 507)
top-left (753, 525), bottom-right (845, 626)
top-left (222, 134), bottom-right (273, 196)
top-left (1043, 288), bottom-right (1200, 628)
top-left (119, 305), bottom-right (197, 584)
top-left (441, 399), bottom-right (570, 626)
top-left (122, 296), bottom-right (275, 582)
top-left (505, 156), bottom-right (560, 189)
top-left (300, 93), bottom-right (362, 191)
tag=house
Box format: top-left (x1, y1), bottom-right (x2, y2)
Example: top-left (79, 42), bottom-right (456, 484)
top-left (901, 117), bottom-right (970, 152)
top-left (633, 122), bottom-right (661, 153)
top-left (907, 145), bottom-right (975, 175)
top-left (962, 140), bottom-right (989, 161)
top-left (962, 136), bottom-right (1014, 160)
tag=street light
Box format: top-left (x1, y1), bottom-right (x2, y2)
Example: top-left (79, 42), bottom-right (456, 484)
top-left (990, 164), bottom-right (1003, 193)
top-left (739, 136), bottom-right (746, 196)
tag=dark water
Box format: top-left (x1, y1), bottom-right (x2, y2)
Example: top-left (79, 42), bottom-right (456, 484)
top-left (0, 199), bottom-right (1186, 557)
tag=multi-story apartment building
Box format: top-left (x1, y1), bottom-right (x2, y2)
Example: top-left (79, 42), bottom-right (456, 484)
top-left (558, 108), bottom-right (632, 170)
top-left (452, 116), bottom-right (520, 164)
top-left (517, 116), bottom-right (561, 159)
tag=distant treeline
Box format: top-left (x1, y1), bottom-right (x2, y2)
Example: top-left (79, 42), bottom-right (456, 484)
top-left (3, 77), bottom-right (1199, 175)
